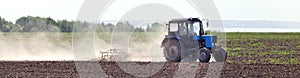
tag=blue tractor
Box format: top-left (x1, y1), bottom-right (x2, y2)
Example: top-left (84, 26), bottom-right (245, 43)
top-left (161, 18), bottom-right (227, 62)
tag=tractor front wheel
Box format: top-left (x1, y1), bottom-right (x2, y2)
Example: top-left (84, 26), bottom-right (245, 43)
top-left (163, 39), bottom-right (181, 62)
top-left (198, 48), bottom-right (211, 62)
top-left (212, 47), bottom-right (227, 62)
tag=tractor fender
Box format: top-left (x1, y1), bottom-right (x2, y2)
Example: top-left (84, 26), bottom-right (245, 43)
top-left (161, 38), bottom-right (179, 48)
top-left (161, 38), bottom-right (168, 48)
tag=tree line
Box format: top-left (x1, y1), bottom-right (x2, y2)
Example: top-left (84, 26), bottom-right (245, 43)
top-left (0, 16), bottom-right (165, 32)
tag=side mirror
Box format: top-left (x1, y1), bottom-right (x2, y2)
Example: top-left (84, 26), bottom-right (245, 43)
top-left (202, 19), bottom-right (209, 27)
top-left (206, 22), bottom-right (209, 27)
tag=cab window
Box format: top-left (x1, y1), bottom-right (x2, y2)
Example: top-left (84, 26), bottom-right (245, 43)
top-left (169, 23), bottom-right (178, 32)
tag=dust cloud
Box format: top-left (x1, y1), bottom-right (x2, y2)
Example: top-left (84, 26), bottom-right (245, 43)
top-left (126, 32), bottom-right (166, 62)
top-left (0, 24), bottom-right (167, 61)
top-left (93, 23), bottom-right (168, 62)
top-left (0, 32), bottom-right (167, 61)
top-left (0, 32), bottom-right (74, 61)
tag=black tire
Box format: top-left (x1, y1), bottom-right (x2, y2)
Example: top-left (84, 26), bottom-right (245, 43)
top-left (163, 39), bottom-right (181, 62)
top-left (213, 47), bottom-right (227, 62)
top-left (198, 48), bottom-right (211, 62)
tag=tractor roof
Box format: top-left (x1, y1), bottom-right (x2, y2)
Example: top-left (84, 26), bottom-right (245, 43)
top-left (169, 18), bottom-right (201, 23)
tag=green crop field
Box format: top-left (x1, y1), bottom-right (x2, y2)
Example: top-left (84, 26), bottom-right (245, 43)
top-left (226, 32), bottom-right (300, 64)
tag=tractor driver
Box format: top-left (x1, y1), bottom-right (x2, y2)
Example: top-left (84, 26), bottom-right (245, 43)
top-left (179, 23), bottom-right (187, 36)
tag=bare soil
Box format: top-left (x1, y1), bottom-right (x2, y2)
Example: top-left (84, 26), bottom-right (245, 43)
top-left (0, 61), bottom-right (299, 78)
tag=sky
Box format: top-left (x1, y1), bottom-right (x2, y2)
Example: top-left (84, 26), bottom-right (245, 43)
top-left (0, 0), bottom-right (299, 22)
top-left (0, 0), bottom-right (84, 22)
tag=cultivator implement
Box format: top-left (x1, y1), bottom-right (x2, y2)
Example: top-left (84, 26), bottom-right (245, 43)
top-left (99, 49), bottom-right (121, 61)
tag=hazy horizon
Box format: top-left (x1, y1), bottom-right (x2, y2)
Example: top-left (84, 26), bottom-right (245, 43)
top-left (1, 16), bottom-right (300, 32)
top-left (0, 0), bottom-right (299, 32)
top-left (0, 0), bottom-right (299, 22)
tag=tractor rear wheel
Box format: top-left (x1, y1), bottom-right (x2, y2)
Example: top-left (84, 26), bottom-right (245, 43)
top-left (213, 47), bottom-right (227, 62)
top-left (163, 39), bottom-right (181, 62)
top-left (198, 48), bottom-right (211, 62)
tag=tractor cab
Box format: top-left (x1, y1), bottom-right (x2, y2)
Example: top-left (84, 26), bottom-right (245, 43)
top-left (167, 18), bottom-right (202, 37)
top-left (165, 18), bottom-right (215, 49)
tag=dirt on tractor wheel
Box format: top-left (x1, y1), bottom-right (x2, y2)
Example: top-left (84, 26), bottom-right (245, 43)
top-left (0, 61), bottom-right (299, 78)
